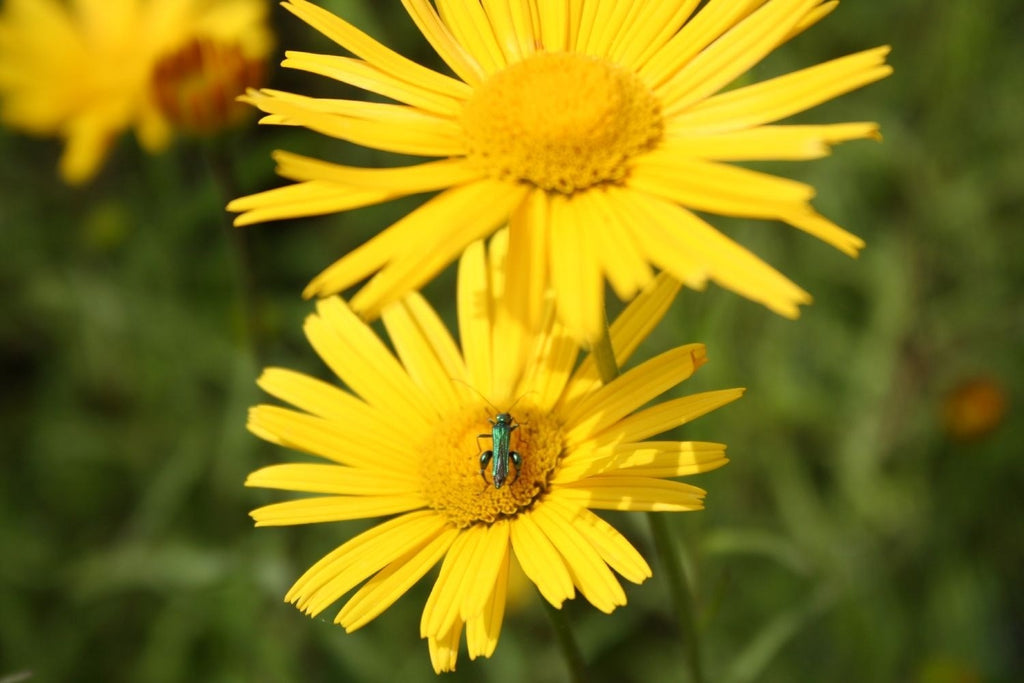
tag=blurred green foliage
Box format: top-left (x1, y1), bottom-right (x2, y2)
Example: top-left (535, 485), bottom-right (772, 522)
top-left (1, 1), bottom-right (1021, 681)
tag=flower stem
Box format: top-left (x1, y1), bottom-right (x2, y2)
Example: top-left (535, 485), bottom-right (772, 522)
top-left (649, 513), bottom-right (704, 683)
top-left (593, 320), bottom-right (705, 683)
top-left (540, 597), bottom-right (589, 683)
top-left (202, 139), bottom-right (261, 356)
top-left (590, 318), bottom-right (619, 384)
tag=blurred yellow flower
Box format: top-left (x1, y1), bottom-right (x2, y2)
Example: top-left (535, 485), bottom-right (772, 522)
top-left (0, 0), bottom-right (272, 184)
top-left (230, 0), bottom-right (891, 341)
top-left (246, 232), bottom-right (742, 672)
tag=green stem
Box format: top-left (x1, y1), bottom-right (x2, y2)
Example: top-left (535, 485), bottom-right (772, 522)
top-left (590, 317), bottom-right (620, 384)
top-left (649, 513), bottom-right (704, 683)
top-left (202, 140), bottom-right (261, 356)
top-left (540, 597), bottom-right (589, 683)
top-left (593, 321), bottom-right (705, 683)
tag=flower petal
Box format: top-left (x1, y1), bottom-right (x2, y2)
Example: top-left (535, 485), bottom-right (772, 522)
top-left (668, 45), bottom-right (893, 130)
top-left (306, 298), bottom-right (436, 430)
top-left (548, 192), bottom-right (605, 343)
top-left (401, 0), bottom-right (486, 86)
top-left (329, 181), bottom-right (529, 319)
top-left (563, 344), bottom-right (708, 446)
top-left (466, 535), bottom-right (509, 659)
top-left (618, 188), bottom-right (812, 318)
top-left (336, 525), bottom-right (459, 631)
top-left (249, 494), bottom-right (425, 527)
top-left (247, 405), bottom-right (407, 469)
top-left (561, 271), bottom-right (682, 409)
top-left (531, 503), bottom-right (626, 613)
top-left (547, 500), bottom-right (652, 584)
top-left (283, 510), bottom-right (445, 616)
top-left (663, 122), bottom-right (882, 161)
top-left (510, 510), bottom-right (576, 608)
top-left (427, 616), bottom-right (464, 674)
top-left (436, 0), bottom-right (507, 75)
top-left (284, 0), bottom-right (471, 100)
top-left (657, 0), bottom-right (818, 114)
top-left (228, 180), bottom-right (394, 227)
top-left (556, 440), bottom-right (729, 481)
top-left (272, 152), bottom-right (482, 193)
top-left (282, 50), bottom-right (463, 117)
top-left (246, 463), bottom-right (417, 496)
top-left (459, 520), bottom-right (510, 622)
top-left (593, 388), bottom-right (746, 445)
top-left (457, 239), bottom-right (494, 398)
top-left (421, 526), bottom-right (480, 639)
top-left (552, 477), bottom-right (707, 512)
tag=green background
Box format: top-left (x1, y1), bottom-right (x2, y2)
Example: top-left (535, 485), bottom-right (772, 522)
top-left (1, 1), bottom-right (1021, 681)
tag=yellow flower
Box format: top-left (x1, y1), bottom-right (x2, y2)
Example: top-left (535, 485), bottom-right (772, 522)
top-left (230, 0), bottom-right (891, 341)
top-left (0, 0), bottom-right (272, 184)
top-left (246, 232), bottom-right (743, 672)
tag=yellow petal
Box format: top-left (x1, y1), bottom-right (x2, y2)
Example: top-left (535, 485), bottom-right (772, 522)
top-left (249, 494), bottom-right (425, 527)
top-left (246, 405), bottom-right (408, 470)
top-left (510, 510), bottom-right (576, 608)
top-left (436, 0), bottom-right (507, 75)
top-left (548, 192), bottom-right (605, 343)
top-left (663, 122), bottom-right (882, 161)
top-left (563, 344), bottom-right (708, 446)
top-left (310, 181), bottom-right (526, 319)
top-left (282, 50), bottom-right (462, 117)
top-left (547, 500), bottom-right (652, 584)
top-left (246, 87), bottom-right (465, 156)
top-left (305, 298), bottom-right (437, 432)
top-left (531, 503), bottom-right (626, 613)
top-left (556, 440), bottom-right (729, 481)
top-left (657, 0), bottom-right (817, 113)
top-left (381, 300), bottom-right (463, 414)
top-left (562, 271), bottom-right (682, 408)
top-left (336, 525), bottom-right (458, 631)
top-left (228, 180), bottom-right (394, 227)
top-left (639, 0), bottom-right (762, 89)
top-left (533, 0), bottom-right (569, 52)
top-left (466, 547), bottom-right (508, 659)
top-left (610, 1), bottom-right (699, 70)
top-left (458, 520), bottom-right (510, 622)
top-left (285, 511), bottom-right (430, 598)
top-left (273, 152), bottom-right (482, 192)
top-left (669, 45), bottom-right (893, 130)
top-left (427, 615), bottom-right (464, 674)
top-left (421, 526), bottom-right (479, 638)
top-left (256, 367), bottom-right (384, 424)
top-left (285, 510), bottom-right (445, 616)
top-left (284, 0), bottom-right (471, 100)
top-left (621, 189), bottom-right (811, 318)
top-left (457, 240), bottom-right (494, 399)
top-left (593, 388), bottom-right (746, 445)
top-left (246, 463), bottom-right (416, 496)
top-left (401, 0), bottom-right (485, 86)
top-left (552, 477), bottom-right (706, 512)
top-left (631, 153), bottom-right (817, 218)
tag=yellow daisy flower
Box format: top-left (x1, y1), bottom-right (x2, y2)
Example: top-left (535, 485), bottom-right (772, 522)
top-left (0, 0), bottom-right (272, 184)
top-left (229, 0), bottom-right (891, 341)
top-left (246, 231), bottom-right (743, 672)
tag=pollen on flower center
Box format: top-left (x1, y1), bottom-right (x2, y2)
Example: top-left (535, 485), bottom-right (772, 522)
top-left (152, 38), bottom-right (265, 134)
top-left (419, 403), bottom-right (564, 529)
top-left (462, 52), bottom-right (663, 194)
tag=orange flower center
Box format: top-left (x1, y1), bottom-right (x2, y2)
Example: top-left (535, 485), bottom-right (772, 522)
top-left (462, 52), bottom-right (663, 194)
top-left (152, 39), bottom-right (265, 134)
top-left (419, 403), bottom-right (564, 529)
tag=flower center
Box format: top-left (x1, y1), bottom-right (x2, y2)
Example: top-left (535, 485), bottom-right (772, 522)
top-left (151, 39), bottom-right (265, 134)
top-left (462, 52), bottom-right (663, 194)
top-left (420, 403), bottom-right (564, 529)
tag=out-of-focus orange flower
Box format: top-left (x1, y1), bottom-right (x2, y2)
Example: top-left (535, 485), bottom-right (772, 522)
top-left (942, 376), bottom-right (1008, 441)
